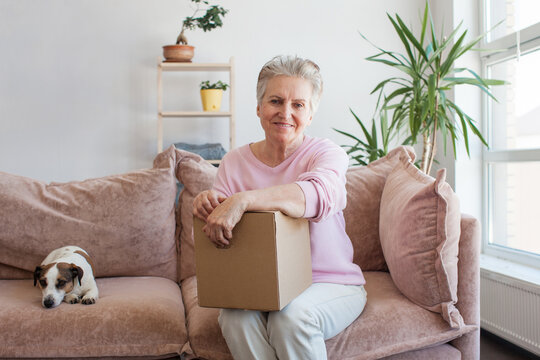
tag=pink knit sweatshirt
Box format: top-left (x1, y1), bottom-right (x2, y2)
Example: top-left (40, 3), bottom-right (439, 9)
top-left (212, 135), bottom-right (365, 285)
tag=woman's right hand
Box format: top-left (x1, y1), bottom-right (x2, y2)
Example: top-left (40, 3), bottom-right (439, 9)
top-left (193, 190), bottom-right (227, 221)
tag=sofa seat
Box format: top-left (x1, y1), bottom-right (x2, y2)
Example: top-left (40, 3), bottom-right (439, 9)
top-left (0, 277), bottom-right (188, 359)
top-left (181, 272), bottom-right (475, 360)
top-left (380, 344), bottom-right (461, 359)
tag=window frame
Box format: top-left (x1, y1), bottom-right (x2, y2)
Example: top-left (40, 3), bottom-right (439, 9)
top-left (481, 0), bottom-right (540, 269)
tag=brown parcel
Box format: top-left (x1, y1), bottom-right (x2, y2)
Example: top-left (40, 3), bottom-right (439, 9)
top-left (193, 211), bottom-right (312, 311)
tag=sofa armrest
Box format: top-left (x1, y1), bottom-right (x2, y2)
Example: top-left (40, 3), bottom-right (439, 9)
top-left (451, 214), bottom-right (481, 360)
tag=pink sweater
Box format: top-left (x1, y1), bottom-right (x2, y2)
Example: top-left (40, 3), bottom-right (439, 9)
top-left (213, 135), bottom-right (366, 285)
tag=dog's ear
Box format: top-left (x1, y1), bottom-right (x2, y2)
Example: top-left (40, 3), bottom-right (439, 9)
top-left (70, 264), bottom-right (84, 286)
top-left (33, 266), bottom-right (42, 287)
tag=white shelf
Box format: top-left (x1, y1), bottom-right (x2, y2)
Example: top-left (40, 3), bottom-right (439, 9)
top-left (157, 57), bottom-right (236, 155)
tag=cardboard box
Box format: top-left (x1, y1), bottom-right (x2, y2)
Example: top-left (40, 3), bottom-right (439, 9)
top-left (193, 211), bottom-right (312, 311)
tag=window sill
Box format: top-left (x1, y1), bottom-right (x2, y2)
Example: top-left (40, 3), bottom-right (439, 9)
top-left (480, 254), bottom-right (540, 287)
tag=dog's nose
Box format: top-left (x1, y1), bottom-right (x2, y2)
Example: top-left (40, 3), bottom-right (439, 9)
top-left (44, 298), bottom-right (55, 308)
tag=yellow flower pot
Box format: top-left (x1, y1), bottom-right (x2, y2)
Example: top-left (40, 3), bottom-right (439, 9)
top-left (200, 89), bottom-right (223, 112)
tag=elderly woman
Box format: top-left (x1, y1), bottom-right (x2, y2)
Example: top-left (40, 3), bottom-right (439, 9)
top-left (193, 55), bottom-right (366, 360)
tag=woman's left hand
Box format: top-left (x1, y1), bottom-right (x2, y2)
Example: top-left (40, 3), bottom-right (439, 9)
top-left (203, 193), bottom-right (248, 248)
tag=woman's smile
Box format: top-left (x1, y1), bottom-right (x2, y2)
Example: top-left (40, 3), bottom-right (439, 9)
top-left (273, 121), bottom-right (295, 128)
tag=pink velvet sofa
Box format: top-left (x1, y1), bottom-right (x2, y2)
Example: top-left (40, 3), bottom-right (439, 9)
top-left (0, 145), bottom-right (480, 360)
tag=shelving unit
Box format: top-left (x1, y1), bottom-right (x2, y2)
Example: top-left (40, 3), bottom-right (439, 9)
top-left (157, 57), bottom-right (235, 162)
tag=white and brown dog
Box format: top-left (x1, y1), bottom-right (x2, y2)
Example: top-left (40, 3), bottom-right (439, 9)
top-left (34, 246), bottom-right (98, 309)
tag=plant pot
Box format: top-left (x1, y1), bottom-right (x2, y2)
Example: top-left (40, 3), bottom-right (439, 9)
top-left (163, 45), bottom-right (194, 62)
top-left (200, 89), bottom-right (223, 112)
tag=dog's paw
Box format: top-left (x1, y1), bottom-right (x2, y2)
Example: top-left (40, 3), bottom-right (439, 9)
top-left (65, 294), bottom-right (81, 304)
top-left (81, 296), bottom-right (97, 305)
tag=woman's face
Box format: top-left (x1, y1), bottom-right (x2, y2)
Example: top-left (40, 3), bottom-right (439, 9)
top-left (257, 75), bottom-right (313, 149)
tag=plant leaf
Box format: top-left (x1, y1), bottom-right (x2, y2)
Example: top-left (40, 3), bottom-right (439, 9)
top-left (396, 14), bottom-right (428, 61)
top-left (387, 13), bottom-right (416, 69)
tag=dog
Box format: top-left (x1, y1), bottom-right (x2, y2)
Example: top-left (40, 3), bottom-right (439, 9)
top-left (34, 246), bottom-right (98, 309)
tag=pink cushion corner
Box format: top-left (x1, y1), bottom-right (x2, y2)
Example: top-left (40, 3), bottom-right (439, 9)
top-left (344, 146), bottom-right (415, 271)
top-left (0, 146), bottom-right (179, 281)
top-left (379, 152), bottom-right (462, 328)
top-left (174, 150), bottom-right (218, 281)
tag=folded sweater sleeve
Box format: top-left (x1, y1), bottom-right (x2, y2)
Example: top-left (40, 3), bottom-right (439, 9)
top-left (295, 140), bottom-right (349, 222)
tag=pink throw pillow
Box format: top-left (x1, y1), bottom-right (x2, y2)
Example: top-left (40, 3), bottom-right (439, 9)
top-left (0, 146), bottom-right (179, 281)
top-left (344, 146), bottom-right (415, 271)
top-left (379, 150), bottom-right (463, 328)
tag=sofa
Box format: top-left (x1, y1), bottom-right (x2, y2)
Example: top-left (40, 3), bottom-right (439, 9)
top-left (0, 145), bottom-right (480, 360)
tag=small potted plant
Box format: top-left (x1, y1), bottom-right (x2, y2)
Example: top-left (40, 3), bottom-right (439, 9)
top-left (200, 80), bottom-right (229, 111)
top-left (163, 0), bottom-right (228, 62)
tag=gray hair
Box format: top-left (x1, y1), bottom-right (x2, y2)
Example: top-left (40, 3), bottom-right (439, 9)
top-left (256, 55), bottom-right (323, 114)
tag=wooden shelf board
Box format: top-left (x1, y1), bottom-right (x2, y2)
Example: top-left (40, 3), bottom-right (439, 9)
top-left (160, 111), bottom-right (232, 118)
top-left (160, 62), bottom-right (231, 72)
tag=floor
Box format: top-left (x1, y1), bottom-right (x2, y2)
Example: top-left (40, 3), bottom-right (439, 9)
top-left (481, 329), bottom-right (540, 360)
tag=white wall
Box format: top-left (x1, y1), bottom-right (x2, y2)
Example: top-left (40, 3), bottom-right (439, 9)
top-left (432, 0), bottom-right (484, 220)
top-left (0, 0), bottom-right (425, 182)
top-left (452, 0), bottom-right (484, 221)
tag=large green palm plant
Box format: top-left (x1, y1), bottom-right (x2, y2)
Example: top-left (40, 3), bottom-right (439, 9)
top-left (337, 2), bottom-right (505, 174)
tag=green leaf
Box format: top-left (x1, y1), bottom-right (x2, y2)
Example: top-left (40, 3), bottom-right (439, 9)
top-left (381, 110), bottom-right (389, 148)
top-left (395, 64), bottom-right (419, 78)
top-left (350, 109), bottom-right (374, 145)
top-left (423, 23), bottom-right (463, 71)
top-left (448, 100), bottom-right (488, 147)
top-left (359, 31), bottom-right (410, 66)
top-left (387, 13), bottom-right (416, 68)
top-left (371, 118), bottom-right (378, 149)
top-left (443, 76), bottom-right (501, 101)
top-left (456, 31), bottom-right (488, 59)
top-left (439, 110), bottom-right (449, 154)
top-left (440, 30), bottom-right (468, 76)
top-left (427, 73), bottom-right (436, 113)
top-left (455, 108), bottom-right (471, 157)
top-left (333, 128), bottom-right (363, 144)
top-left (420, 1), bottom-right (429, 48)
top-left (396, 14), bottom-right (428, 61)
top-left (370, 77), bottom-right (404, 95)
top-left (383, 86), bottom-right (413, 105)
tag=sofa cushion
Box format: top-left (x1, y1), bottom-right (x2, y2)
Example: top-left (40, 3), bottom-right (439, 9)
top-left (379, 344), bottom-right (461, 360)
top-left (181, 272), bottom-right (474, 360)
top-left (0, 277), bottom-right (188, 358)
top-left (379, 151), bottom-right (462, 328)
top-left (181, 275), bottom-right (231, 360)
top-left (0, 146), bottom-right (178, 281)
top-left (344, 146), bottom-right (415, 271)
top-left (174, 150), bottom-right (218, 281)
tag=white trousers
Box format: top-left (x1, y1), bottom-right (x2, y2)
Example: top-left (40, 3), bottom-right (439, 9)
top-left (218, 283), bottom-right (367, 360)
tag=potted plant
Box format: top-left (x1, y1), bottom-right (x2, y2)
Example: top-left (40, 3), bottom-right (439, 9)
top-left (200, 80), bottom-right (229, 111)
top-left (163, 0), bottom-right (228, 62)
top-left (335, 1), bottom-right (505, 174)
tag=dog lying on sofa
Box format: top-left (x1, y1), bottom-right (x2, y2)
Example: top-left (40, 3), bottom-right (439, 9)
top-left (34, 246), bottom-right (99, 308)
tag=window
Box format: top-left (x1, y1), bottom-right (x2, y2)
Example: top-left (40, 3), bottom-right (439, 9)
top-left (482, 0), bottom-right (540, 267)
